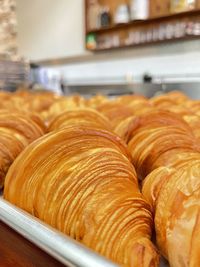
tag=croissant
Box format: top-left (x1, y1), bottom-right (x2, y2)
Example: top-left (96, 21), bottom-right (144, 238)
top-left (114, 104), bottom-right (200, 267)
top-left (185, 100), bottom-right (200, 114)
top-left (97, 102), bottom-right (139, 129)
top-left (48, 108), bottom-right (111, 132)
top-left (115, 110), bottom-right (198, 179)
top-left (150, 149), bottom-right (200, 171)
top-left (116, 94), bottom-right (148, 104)
top-left (150, 91), bottom-right (189, 108)
top-left (149, 92), bottom-right (195, 118)
top-left (97, 97), bottom-right (153, 129)
top-left (47, 95), bottom-right (86, 120)
top-left (114, 116), bottom-right (136, 143)
top-left (85, 94), bottom-right (108, 109)
top-left (0, 95), bottom-right (28, 113)
top-left (0, 111), bottom-right (45, 188)
top-left (0, 91), bottom-right (12, 103)
top-left (115, 95), bottom-right (153, 113)
top-left (5, 90), bottom-right (61, 123)
top-left (183, 114), bottom-right (200, 140)
top-left (27, 91), bottom-right (60, 113)
top-left (142, 160), bottom-right (200, 267)
top-left (165, 105), bottom-right (191, 117)
top-left (4, 125), bottom-right (159, 267)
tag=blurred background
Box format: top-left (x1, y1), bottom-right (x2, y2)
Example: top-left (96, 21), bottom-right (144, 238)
top-left (1, 0), bottom-right (200, 97)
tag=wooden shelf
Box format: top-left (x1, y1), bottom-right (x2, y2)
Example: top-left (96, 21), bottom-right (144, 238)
top-left (87, 9), bottom-right (200, 34)
top-left (89, 34), bottom-right (200, 52)
top-left (85, 0), bottom-right (200, 51)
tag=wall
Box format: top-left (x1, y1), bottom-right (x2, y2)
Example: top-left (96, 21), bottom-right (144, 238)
top-left (16, 0), bottom-right (87, 61)
top-left (45, 39), bottom-right (200, 83)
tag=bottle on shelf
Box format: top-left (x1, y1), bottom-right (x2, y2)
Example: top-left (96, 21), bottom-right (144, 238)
top-left (100, 6), bottom-right (111, 28)
top-left (86, 34), bottom-right (97, 50)
top-left (87, 0), bottom-right (101, 31)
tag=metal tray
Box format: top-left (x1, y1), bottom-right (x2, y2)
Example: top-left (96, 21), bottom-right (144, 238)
top-left (0, 197), bottom-right (168, 267)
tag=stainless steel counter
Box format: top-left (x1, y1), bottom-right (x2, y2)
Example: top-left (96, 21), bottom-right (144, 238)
top-left (65, 82), bottom-right (200, 99)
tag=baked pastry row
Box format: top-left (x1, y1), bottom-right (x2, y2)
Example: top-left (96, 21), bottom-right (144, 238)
top-left (1, 89), bottom-right (200, 266)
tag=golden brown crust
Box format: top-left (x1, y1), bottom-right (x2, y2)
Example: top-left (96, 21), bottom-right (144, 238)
top-left (114, 116), bottom-right (137, 143)
top-left (143, 161), bottom-right (200, 266)
top-left (4, 90), bottom-right (200, 266)
top-left (115, 110), bottom-right (198, 179)
top-left (96, 95), bottom-right (154, 129)
top-left (48, 108), bottom-right (111, 132)
top-left (4, 125), bottom-right (159, 267)
top-left (150, 91), bottom-right (189, 107)
top-left (113, 95), bottom-right (200, 266)
top-left (0, 131), bottom-right (25, 188)
top-left (0, 111), bottom-right (45, 188)
top-left (47, 95), bottom-right (86, 120)
top-left (85, 94), bottom-right (108, 108)
top-left (97, 102), bottom-right (137, 129)
top-left (183, 114), bottom-right (200, 140)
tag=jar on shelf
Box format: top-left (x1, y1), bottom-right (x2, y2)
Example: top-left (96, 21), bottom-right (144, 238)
top-left (170, 0), bottom-right (196, 13)
top-left (114, 4), bottom-right (130, 24)
top-left (130, 0), bottom-right (149, 21)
